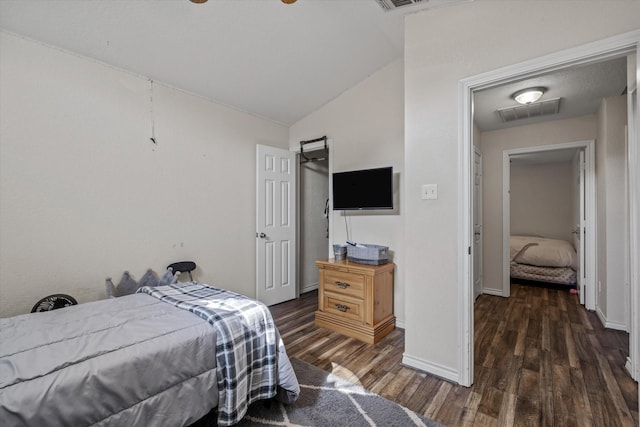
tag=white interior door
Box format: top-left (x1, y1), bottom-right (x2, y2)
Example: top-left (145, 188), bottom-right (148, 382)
top-left (256, 144), bottom-right (297, 306)
top-left (473, 148), bottom-right (483, 299)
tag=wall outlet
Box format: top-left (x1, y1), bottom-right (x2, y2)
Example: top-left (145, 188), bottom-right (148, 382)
top-left (422, 184), bottom-right (438, 200)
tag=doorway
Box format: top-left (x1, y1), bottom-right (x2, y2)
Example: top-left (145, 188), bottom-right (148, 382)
top-left (501, 141), bottom-right (595, 307)
top-left (294, 138), bottom-right (333, 296)
top-left (459, 32), bottom-right (640, 388)
top-left (298, 147), bottom-right (330, 294)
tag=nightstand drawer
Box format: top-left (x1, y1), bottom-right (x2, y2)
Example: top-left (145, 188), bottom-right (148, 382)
top-left (323, 293), bottom-right (364, 322)
top-left (322, 270), bottom-right (365, 299)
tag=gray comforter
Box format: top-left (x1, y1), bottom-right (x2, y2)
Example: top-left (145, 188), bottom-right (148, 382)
top-left (0, 293), bottom-right (220, 426)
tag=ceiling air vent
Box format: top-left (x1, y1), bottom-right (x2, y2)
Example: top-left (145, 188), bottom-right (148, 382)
top-left (375, 0), bottom-right (428, 11)
top-left (497, 97), bottom-right (561, 123)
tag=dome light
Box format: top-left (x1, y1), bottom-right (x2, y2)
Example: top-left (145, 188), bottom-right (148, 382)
top-left (512, 87), bottom-right (546, 105)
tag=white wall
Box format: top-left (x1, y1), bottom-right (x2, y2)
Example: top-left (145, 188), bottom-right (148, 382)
top-left (0, 32), bottom-right (289, 317)
top-left (596, 95), bottom-right (629, 329)
top-left (404, 0), bottom-right (640, 377)
top-left (289, 58), bottom-right (405, 325)
top-left (510, 162), bottom-right (574, 242)
top-left (479, 116), bottom-right (596, 294)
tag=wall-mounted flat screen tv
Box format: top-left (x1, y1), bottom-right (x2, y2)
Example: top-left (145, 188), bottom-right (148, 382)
top-left (332, 166), bottom-right (393, 210)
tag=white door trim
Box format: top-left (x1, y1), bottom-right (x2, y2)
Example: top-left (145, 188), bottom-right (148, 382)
top-left (473, 147), bottom-right (483, 300)
top-left (577, 149), bottom-right (587, 306)
top-left (501, 141), bottom-right (596, 309)
top-left (458, 29), bottom-right (640, 387)
top-left (627, 79), bottom-right (639, 382)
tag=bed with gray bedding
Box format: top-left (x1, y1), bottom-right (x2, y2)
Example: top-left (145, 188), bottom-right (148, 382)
top-left (0, 283), bottom-right (299, 426)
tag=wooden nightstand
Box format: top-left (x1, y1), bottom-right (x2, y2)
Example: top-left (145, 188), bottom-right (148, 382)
top-left (314, 259), bottom-right (395, 344)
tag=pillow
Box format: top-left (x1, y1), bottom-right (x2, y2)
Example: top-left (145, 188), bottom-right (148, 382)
top-left (116, 271), bottom-right (139, 296)
top-left (105, 278), bottom-right (116, 298)
top-left (157, 267), bottom-right (179, 286)
top-left (138, 269), bottom-right (159, 288)
top-left (104, 268), bottom-right (178, 298)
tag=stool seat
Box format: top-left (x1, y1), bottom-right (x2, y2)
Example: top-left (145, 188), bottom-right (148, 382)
top-left (167, 261), bottom-right (197, 281)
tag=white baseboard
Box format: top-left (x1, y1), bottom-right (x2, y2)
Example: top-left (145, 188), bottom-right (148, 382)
top-left (482, 288), bottom-right (504, 297)
top-left (395, 318), bottom-right (405, 329)
top-left (625, 357), bottom-right (638, 381)
top-left (605, 320), bottom-right (628, 331)
top-left (604, 320), bottom-right (629, 332)
top-left (596, 306), bottom-right (628, 332)
top-left (595, 306), bottom-right (606, 327)
top-left (301, 283), bottom-right (318, 294)
top-left (401, 353), bottom-right (459, 384)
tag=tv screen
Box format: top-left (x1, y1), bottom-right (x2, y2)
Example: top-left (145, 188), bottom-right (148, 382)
top-left (332, 167), bottom-right (393, 210)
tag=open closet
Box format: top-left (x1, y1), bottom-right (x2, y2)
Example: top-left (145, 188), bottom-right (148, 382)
top-left (298, 139), bottom-right (330, 294)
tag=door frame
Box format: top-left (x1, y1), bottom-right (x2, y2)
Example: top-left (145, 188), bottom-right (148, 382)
top-left (501, 141), bottom-right (595, 308)
top-left (576, 149), bottom-right (586, 306)
top-left (458, 30), bottom-right (640, 387)
top-left (473, 147), bottom-right (483, 300)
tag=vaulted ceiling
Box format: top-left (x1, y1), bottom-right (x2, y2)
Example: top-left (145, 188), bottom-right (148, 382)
top-left (0, 0), bottom-right (412, 125)
top-left (0, 0), bottom-right (628, 130)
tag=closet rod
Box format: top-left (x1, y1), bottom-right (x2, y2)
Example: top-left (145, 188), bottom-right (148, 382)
top-left (300, 135), bottom-right (328, 164)
top-left (300, 136), bottom-right (327, 145)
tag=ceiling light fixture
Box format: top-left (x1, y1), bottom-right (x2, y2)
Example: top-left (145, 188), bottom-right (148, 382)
top-left (190, 0), bottom-right (296, 4)
top-left (190, 0), bottom-right (295, 4)
top-left (512, 87), bottom-right (546, 105)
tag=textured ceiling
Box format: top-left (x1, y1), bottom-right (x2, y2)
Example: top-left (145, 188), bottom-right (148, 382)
top-left (474, 57), bottom-right (628, 132)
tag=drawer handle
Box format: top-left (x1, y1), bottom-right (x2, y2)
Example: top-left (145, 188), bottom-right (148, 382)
top-left (335, 281), bottom-right (350, 289)
top-left (335, 303), bottom-right (350, 312)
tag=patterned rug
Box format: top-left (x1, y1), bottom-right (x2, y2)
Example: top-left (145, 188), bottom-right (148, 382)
top-left (234, 358), bottom-right (442, 427)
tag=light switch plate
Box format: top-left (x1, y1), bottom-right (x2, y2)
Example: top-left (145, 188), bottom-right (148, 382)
top-left (422, 184), bottom-right (438, 200)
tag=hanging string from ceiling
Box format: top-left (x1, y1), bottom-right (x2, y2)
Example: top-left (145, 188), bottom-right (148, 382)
top-left (149, 79), bottom-right (157, 145)
top-left (300, 136), bottom-right (328, 164)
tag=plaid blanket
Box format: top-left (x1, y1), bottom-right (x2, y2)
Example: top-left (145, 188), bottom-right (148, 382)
top-left (138, 282), bottom-right (278, 426)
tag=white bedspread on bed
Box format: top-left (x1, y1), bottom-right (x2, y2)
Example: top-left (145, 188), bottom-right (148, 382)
top-left (510, 235), bottom-right (577, 269)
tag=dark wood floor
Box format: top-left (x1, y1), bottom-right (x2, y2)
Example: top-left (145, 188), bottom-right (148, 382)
top-left (269, 282), bottom-right (639, 426)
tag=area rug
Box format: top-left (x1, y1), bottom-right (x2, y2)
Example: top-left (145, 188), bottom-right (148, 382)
top-left (234, 358), bottom-right (442, 427)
